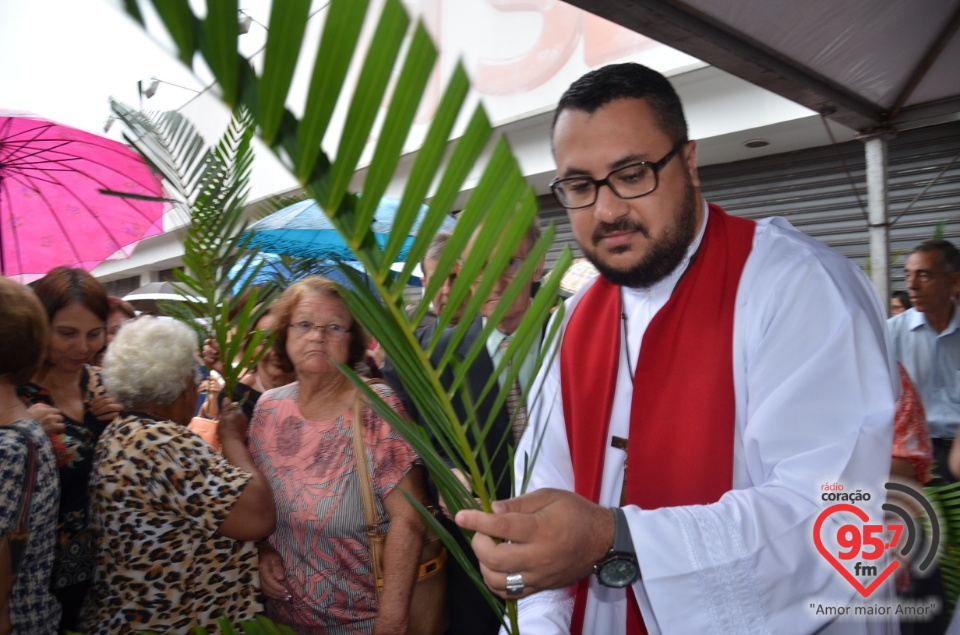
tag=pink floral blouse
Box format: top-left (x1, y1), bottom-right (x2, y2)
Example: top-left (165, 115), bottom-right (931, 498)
top-left (248, 382), bottom-right (418, 635)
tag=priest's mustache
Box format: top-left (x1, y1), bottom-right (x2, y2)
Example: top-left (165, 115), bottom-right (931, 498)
top-left (593, 217), bottom-right (650, 246)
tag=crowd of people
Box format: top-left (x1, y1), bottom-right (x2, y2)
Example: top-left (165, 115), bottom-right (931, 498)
top-left (0, 62), bottom-right (958, 635)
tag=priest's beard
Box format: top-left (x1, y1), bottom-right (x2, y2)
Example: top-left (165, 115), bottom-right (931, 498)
top-left (584, 183), bottom-right (699, 289)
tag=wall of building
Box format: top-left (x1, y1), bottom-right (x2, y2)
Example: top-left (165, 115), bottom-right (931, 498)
top-left (90, 0), bottom-right (862, 290)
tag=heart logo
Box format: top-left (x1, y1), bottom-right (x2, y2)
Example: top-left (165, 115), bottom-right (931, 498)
top-left (813, 503), bottom-right (898, 597)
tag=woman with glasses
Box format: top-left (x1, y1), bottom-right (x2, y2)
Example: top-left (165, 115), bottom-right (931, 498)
top-left (247, 277), bottom-right (428, 635)
top-left (890, 290), bottom-right (912, 317)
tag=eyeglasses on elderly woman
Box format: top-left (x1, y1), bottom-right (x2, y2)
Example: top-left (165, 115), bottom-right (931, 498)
top-left (287, 320), bottom-right (350, 340)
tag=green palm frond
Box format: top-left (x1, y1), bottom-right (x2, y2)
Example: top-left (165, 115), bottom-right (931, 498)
top-left (124, 1), bottom-right (572, 631)
top-left (926, 481), bottom-right (960, 615)
top-left (110, 103), bottom-right (279, 399)
top-left (110, 101), bottom-right (211, 228)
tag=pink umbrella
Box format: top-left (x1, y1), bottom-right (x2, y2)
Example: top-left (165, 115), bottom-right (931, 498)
top-left (0, 112), bottom-right (166, 283)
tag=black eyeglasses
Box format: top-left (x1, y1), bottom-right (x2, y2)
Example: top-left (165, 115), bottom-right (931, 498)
top-left (550, 141), bottom-right (686, 210)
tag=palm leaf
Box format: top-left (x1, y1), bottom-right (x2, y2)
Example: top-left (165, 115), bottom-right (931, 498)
top-left (926, 480), bottom-right (960, 615)
top-left (111, 103), bottom-right (279, 399)
top-left (124, 1), bottom-right (573, 631)
top-left (258, 0), bottom-right (311, 145)
top-left (295, 0), bottom-right (370, 182)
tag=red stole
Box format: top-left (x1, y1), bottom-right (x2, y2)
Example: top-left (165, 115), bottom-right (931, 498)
top-left (560, 204), bottom-right (755, 634)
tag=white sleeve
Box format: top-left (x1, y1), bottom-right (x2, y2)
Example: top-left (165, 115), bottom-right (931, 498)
top-left (510, 302), bottom-right (578, 633)
top-left (630, 224), bottom-right (897, 634)
top-left (498, 588), bottom-right (574, 635)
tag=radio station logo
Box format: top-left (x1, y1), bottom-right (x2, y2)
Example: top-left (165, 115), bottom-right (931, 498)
top-left (814, 482), bottom-right (939, 598)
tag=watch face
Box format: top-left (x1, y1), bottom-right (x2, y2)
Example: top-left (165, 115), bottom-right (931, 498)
top-left (598, 556), bottom-right (639, 588)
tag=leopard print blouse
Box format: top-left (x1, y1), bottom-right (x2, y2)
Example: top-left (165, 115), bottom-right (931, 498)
top-left (80, 412), bottom-right (261, 634)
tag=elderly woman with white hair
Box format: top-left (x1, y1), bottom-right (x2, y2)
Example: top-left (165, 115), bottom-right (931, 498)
top-left (79, 317), bottom-right (275, 635)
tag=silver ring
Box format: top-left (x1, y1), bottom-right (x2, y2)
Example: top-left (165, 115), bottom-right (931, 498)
top-left (505, 572), bottom-right (524, 596)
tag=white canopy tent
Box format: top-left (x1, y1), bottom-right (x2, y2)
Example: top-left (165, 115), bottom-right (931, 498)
top-left (563, 0), bottom-right (960, 303)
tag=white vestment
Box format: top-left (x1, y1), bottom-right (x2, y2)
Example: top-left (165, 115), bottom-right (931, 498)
top-left (512, 204), bottom-right (899, 635)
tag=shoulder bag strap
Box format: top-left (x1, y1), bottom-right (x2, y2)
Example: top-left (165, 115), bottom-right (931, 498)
top-left (5, 427), bottom-right (37, 575)
top-left (352, 379), bottom-right (390, 532)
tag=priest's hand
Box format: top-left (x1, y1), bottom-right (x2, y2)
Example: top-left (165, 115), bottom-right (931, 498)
top-left (455, 488), bottom-right (615, 599)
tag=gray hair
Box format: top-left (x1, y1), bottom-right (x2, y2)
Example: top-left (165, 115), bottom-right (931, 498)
top-left (524, 216), bottom-right (542, 250)
top-left (911, 239), bottom-right (960, 275)
top-left (422, 231), bottom-right (452, 269)
top-left (102, 316), bottom-right (198, 408)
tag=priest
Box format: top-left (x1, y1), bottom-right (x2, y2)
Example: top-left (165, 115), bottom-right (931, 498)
top-left (455, 63), bottom-right (898, 634)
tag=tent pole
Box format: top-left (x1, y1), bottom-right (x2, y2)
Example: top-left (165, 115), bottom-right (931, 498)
top-left (860, 130), bottom-right (895, 314)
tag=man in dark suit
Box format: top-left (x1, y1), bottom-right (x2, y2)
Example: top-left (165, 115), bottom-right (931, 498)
top-left (385, 220), bottom-right (544, 635)
top-left (414, 231), bottom-right (465, 342)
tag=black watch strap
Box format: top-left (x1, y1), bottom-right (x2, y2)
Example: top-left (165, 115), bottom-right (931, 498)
top-left (612, 507), bottom-right (636, 555)
top-left (594, 507), bottom-right (640, 587)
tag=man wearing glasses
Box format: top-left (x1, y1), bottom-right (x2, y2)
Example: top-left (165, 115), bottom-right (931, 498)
top-left (386, 223), bottom-right (545, 635)
top-left (456, 63), bottom-right (897, 634)
top-left (436, 220), bottom-right (545, 633)
top-left (416, 231), bottom-right (467, 337)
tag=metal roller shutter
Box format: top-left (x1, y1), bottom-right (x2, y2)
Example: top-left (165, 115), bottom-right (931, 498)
top-left (537, 192), bottom-right (582, 275)
top-left (699, 121), bottom-right (960, 290)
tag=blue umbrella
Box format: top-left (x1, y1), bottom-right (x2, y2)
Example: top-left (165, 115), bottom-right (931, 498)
top-left (243, 197), bottom-right (455, 261)
top-left (228, 253), bottom-right (383, 297)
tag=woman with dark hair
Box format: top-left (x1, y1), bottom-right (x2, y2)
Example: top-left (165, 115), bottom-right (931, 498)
top-left (91, 296), bottom-right (137, 367)
top-left (248, 277), bottom-right (428, 634)
top-left (891, 290), bottom-right (912, 317)
top-left (0, 277), bottom-right (60, 633)
top-left (232, 306), bottom-right (296, 421)
top-left (16, 266), bottom-right (120, 632)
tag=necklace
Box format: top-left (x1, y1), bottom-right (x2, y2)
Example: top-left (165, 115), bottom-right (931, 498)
top-left (255, 372), bottom-right (267, 393)
top-left (620, 292), bottom-right (635, 384)
top-left (618, 240), bottom-right (703, 385)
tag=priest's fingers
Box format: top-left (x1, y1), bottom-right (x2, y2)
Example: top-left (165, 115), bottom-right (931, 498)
top-left (455, 489), bottom-right (574, 542)
top-left (469, 524), bottom-right (588, 596)
top-left (469, 533), bottom-right (540, 599)
top-left (456, 488), bottom-right (616, 593)
top-left (455, 508), bottom-right (539, 544)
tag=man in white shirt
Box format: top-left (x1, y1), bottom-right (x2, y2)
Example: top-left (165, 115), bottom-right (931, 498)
top-left (887, 239), bottom-right (960, 482)
top-left (455, 63), bottom-right (898, 634)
